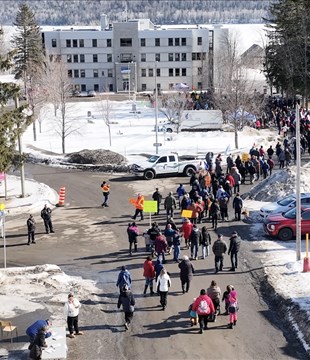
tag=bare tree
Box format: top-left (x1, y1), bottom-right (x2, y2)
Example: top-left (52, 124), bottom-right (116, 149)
top-left (97, 94), bottom-right (113, 147)
top-left (158, 92), bottom-right (188, 133)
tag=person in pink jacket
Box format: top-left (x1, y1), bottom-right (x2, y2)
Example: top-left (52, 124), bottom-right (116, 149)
top-left (228, 290), bottom-right (239, 329)
top-left (181, 218), bottom-right (193, 249)
top-left (192, 289), bottom-right (215, 334)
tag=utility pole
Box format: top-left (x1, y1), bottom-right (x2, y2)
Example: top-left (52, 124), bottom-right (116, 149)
top-left (155, 61), bottom-right (159, 155)
top-left (295, 104), bottom-right (301, 261)
top-left (14, 94), bottom-right (25, 198)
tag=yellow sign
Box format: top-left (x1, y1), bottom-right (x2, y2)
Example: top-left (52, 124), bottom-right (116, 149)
top-left (143, 201), bottom-right (157, 213)
top-left (182, 209), bottom-right (193, 218)
top-left (241, 153), bottom-right (249, 162)
top-left (0, 203), bottom-right (5, 211)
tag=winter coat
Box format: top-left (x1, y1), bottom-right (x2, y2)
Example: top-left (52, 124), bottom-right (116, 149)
top-left (176, 185), bottom-right (186, 197)
top-left (154, 260), bottom-right (164, 279)
top-left (181, 196), bottom-right (191, 210)
top-left (200, 228), bottom-right (211, 246)
top-left (41, 207), bottom-right (52, 220)
top-left (116, 270), bottom-right (132, 289)
top-left (192, 294), bottom-right (215, 315)
top-left (232, 196), bottom-right (243, 212)
top-left (189, 228), bottom-right (202, 245)
top-left (143, 259), bottom-right (155, 278)
top-left (152, 190), bottom-right (162, 203)
top-left (147, 226), bottom-right (160, 241)
top-left (29, 329), bottom-right (47, 360)
top-left (228, 234), bottom-right (241, 254)
top-left (188, 203), bottom-right (200, 218)
top-left (117, 290), bottom-right (135, 313)
top-left (64, 298), bottom-right (81, 318)
top-left (154, 235), bottom-right (167, 254)
top-left (26, 320), bottom-right (51, 340)
top-left (212, 239), bottom-right (227, 256)
top-left (232, 171), bottom-right (241, 185)
top-left (210, 202), bottom-right (220, 218)
top-left (27, 217), bottom-right (36, 232)
top-left (156, 273), bottom-right (171, 292)
top-left (164, 228), bottom-right (177, 244)
top-left (135, 196), bottom-right (144, 210)
top-left (225, 174), bottom-right (235, 187)
top-left (178, 259), bottom-right (195, 282)
top-left (164, 195), bottom-right (177, 209)
top-left (207, 286), bottom-right (221, 301)
top-left (182, 221), bottom-right (193, 240)
top-left (127, 225), bottom-right (139, 243)
top-left (219, 196), bottom-right (228, 210)
top-left (262, 162), bottom-right (270, 173)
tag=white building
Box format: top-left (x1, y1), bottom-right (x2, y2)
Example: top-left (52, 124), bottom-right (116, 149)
top-left (42, 15), bottom-right (228, 93)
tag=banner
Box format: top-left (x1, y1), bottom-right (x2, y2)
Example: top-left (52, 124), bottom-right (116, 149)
top-left (181, 210), bottom-right (193, 218)
top-left (143, 201), bottom-right (157, 213)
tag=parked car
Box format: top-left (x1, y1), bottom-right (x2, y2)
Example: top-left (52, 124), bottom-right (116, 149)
top-left (264, 207), bottom-right (310, 241)
top-left (260, 193), bottom-right (310, 218)
top-left (87, 90), bottom-right (96, 97)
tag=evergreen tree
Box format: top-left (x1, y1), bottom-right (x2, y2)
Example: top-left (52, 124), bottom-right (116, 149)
top-left (11, 3), bottom-right (45, 141)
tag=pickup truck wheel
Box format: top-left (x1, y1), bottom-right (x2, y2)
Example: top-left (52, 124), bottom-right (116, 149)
top-left (184, 166), bottom-right (196, 177)
top-left (278, 228), bottom-right (293, 241)
top-left (166, 128), bottom-right (173, 133)
top-left (143, 170), bottom-right (155, 180)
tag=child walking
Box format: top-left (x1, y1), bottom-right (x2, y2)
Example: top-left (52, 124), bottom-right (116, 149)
top-left (222, 285), bottom-right (233, 315)
top-left (188, 298), bottom-right (198, 327)
top-left (228, 290), bottom-right (238, 329)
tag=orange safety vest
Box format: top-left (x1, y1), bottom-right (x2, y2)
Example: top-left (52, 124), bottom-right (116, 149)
top-left (102, 184), bottom-right (110, 193)
top-left (135, 196), bottom-right (144, 210)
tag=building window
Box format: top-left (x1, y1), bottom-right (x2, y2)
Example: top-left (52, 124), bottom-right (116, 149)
top-left (66, 39), bottom-right (71, 47)
top-left (141, 84), bottom-right (147, 91)
top-left (155, 53), bottom-right (160, 62)
top-left (80, 69), bottom-right (85, 78)
top-left (108, 69), bottom-right (113, 77)
top-left (169, 83), bottom-right (174, 89)
top-left (73, 54), bottom-right (78, 63)
top-left (51, 38), bottom-right (57, 47)
top-left (155, 38), bottom-right (160, 46)
top-left (175, 68), bottom-right (180, 76)
top-left (94, 84), bottom-right (99, 91)
top-left (168, 53), bottom-right (173, 61)
top-left (74, 69), bottom-right (79, 78)
top-left (197, 53), bottom-right (202, 61)
top-left (175, 53), bottom-right (180, 61)
top-left (182, 68), bottom-right (187, 76)
top-left (182, 53), bottom-right (186, 61)
top-left (67, 55), bottom-right (72, 63)
top-left (169, 68), bottom-right (173, 77)
top-left (102, 71), bottom-right (105, 76)
top-left (198, 67), bottom-right (202, 75)
top-left (93, 69), bottom-right (98, 78)
top-left (202, 52), bottom-right (206, 60)
top-left (175, 38), bottom-right (180, 46)
top-left (141, 69), bottom-right (146, 77)
top-left (198, 82), bottom-right (202, 90)
top-left (140, 38), bottom-right (145, 47)
top-left (156, 68), bottom-right (160, 77)
top-left (80, 54), bottom-right (85, 63)
top-left (79, 39), bottom-right (84, 47)
top-left (72, 39), bottom-right (78, 47)
top-left (197, 37), bottom-right (202, 46)
top-left (120, 38), bottom-right (132, 47)
top-left (168, 38), bottom-right (173, 46)
top-left (107, 54), bottom-right (112, 62)
top-left (148, 68), bottom-right (153, 77)
top-left (81, 84), bottom-right (86, 91)
top-left (92, 39), bottom-right (97, 47)
top-left (107, 39), bottom-right (112, 47)
top-left (93, 54), bottom-right (98, 63)
top-left (182, 38), bottom-right (186, 46)
top-left (68, 70), bottom-right (72, 78)
top-left (141, 53), bottom-right (146, 62)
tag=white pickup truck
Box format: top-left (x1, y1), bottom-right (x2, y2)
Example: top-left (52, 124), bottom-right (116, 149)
top-left (130, 154), bottom-right (200, 180)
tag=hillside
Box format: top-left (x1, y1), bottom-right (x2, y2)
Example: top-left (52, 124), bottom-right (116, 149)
top-left (0, 0), bottom-right (275, 26)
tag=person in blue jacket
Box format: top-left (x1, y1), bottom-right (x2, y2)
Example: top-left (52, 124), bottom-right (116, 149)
top-left (176, 184), bottom-right (186, 209)
top-left (116, 266), bottom-right (132, 292)
top-left (26, 319), bottom-right (52, 343)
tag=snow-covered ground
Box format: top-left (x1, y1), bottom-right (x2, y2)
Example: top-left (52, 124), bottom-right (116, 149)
top-left (1, 98), bottom-right (310, 354)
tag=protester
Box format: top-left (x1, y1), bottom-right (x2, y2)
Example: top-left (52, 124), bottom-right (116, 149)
top-left (222, 285), bottom-right (234, 315)
top-left (178, 255), bottom-right (195, 294)
top-left (27, 214), bottom-right (36, 245)
top-left (189, 224), bottom-right (202, 260)
top-left (192, 289), bottom-right (215, 334)
top-left (101, 180), bottom-right (110, 207)
top-left (164, 192), bottom-right (177, 219)
top-left (188, 298), bottom-right (198, 327)
top-left (117, 284), bottom-right (135, 331)
top-left (181, 218), bottom-right (193, 249)
top-left (64, 293), bottom-right (83, 338)
top-left (41, 204), bottom-right (54, 234)
top-left (152, 187), bottom-right (162, 215)
top-left (116, 266), bottom-right (132, 292)
top-left (200, 226), bottom-right (211, 259)
top-left (156, 268), bottom-right (171, 310)
top-left (232, 193), bottom-right (243, 221)
top-left (228, 290), bottom-right (239, 329)
top-left (228, 231), bottom-right (241, 271)
top-left (212, 234), bottom-right (227, 273)
top-left (207, 280), bottom-right (222, 320)
top-left (143, 255), bottom-right (155, 296)
top-left (127, 222), bottom-right (139, 255)
top-left (132, 193), bottom-right (144, 221)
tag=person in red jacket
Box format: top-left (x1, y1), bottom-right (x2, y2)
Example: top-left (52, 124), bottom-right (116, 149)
top-left (143, 256), bottom-right (155, 296)
top-left (181, 218), bottom-right (193, 249)
top-left (192, 289), bottom-right (215, 334)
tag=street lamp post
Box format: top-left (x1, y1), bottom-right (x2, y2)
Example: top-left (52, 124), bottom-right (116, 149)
top-left (155, 62), bottom-right (159, 155)
top-left (0, 203), bottom-right (6, 268)
top-left (296, 104), bottom-right (301, 261)
top-left (14, 95), bottom-right (25, 198)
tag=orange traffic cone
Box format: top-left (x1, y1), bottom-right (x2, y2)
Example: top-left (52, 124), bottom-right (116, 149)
top-left (57, 187), bottom-right (66, 207)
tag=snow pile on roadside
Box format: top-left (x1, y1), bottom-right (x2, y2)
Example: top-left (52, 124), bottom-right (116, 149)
top-left (0, 264), bottom-right (99, 322)
top-left (243, 166), bottom-right (310, 202)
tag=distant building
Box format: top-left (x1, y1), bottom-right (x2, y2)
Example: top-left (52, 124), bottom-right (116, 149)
top-left (42, 15), bottom-right (228, 93)
top-left (241, 43), bottom-right (264, 69)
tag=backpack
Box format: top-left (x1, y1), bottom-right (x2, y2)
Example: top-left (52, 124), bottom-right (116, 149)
top-left (198, 299), bottom-right (210, 314)
top-left (228, 300), bottom-right (238, 314)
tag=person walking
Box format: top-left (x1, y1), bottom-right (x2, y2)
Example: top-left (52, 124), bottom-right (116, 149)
top-left (207, 280), bottom-right (222, 319)
top-left (41, 204), bottom-right (54, 234)
top-left (209, 199), bottom-right (220, 230)
top-left (200, 226), bottom-right (211, 259)
top-left (232, 193), bottom-right (243, 221)
top-left (192, 289), bottom-right (215, 334)
top-left (228, 290), bottom-right (239, 329)
top-left (127, 222), bottom-right (139, 255)
top-left (101, 180), bottom-right (110, 207)
top-left (132, 193), bottom-right (144, 221)
top-left (64, 293), bottom-right (83, 338)
top-left (143, 255), bottom-right (155, 296)
top-left (27, 214), bottom-right (36, 245)
top-left (176, 184), bottom-right (186, 209)
top-left (156, 268), bottom-right (171, 310)
top-left (181, 218), bottom-right (193, 249)
top-left (154, 232), bottom-right (168, 263)
top-left (152, 188), bottom-right (162, 215)
top-left (189, 224), bottom-right (202, 260)
top-left (116, 266), bottom-right (132, 292)
top-left (164, 192), bottom-right (177, 219)
top-left (228, 231), bottom-right (241, 271)
top-left (117, 284), bottom-right (136, 331)
top-left (178, 255), bottom-right (195, 294)
top-left (212, 234), bottom-right (227, 273)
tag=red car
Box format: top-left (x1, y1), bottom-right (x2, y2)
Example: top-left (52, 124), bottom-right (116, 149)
top-left (264, 207), bottom-right (310, 241)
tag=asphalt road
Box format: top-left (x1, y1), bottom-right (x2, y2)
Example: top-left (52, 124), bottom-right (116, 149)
top-left (2, 163), bottom-right (308, 360)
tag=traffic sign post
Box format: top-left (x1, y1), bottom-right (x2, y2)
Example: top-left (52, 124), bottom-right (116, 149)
top-left (0, 203), bottom-right (6, 268)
